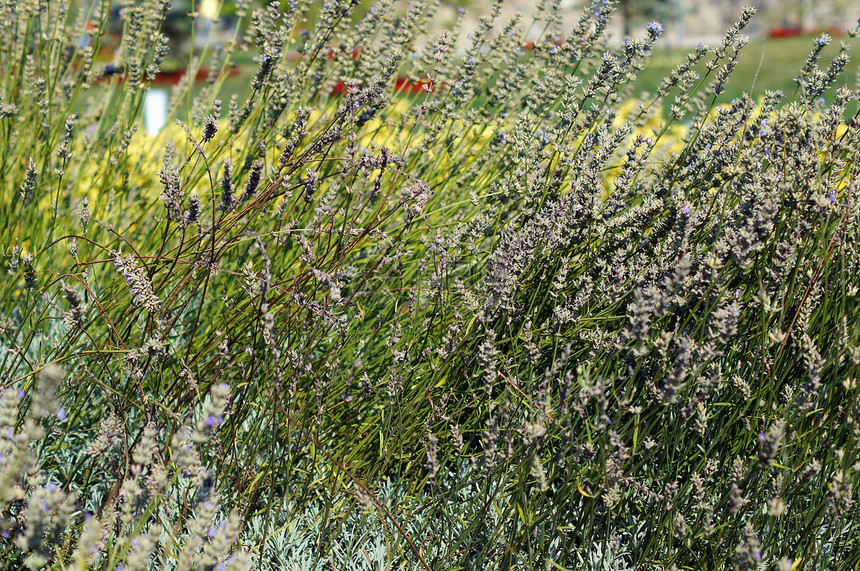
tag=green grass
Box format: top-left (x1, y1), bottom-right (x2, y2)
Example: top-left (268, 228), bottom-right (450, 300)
top-left (634, 34), bottom-right (860, 111)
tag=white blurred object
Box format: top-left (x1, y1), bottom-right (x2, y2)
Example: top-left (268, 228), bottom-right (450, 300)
top-left (144, 88), bottom-right (168, 135)
top-left (196, 0), bottom-right (221, 48)
top-left (200, 0), bottom-right (220, 20)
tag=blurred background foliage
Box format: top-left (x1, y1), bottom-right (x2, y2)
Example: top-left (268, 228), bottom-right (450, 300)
top-left (67, 0), bottom-right (853, 121)
top-left (72, 0), bottom-right (859, 47)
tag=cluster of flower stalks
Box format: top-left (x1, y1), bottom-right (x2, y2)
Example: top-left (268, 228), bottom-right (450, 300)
top-left (1, 0), bottom-right (859, 569)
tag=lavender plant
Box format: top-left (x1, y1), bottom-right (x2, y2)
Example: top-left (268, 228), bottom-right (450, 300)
top-left (1, 0), bottom-right (859, 569)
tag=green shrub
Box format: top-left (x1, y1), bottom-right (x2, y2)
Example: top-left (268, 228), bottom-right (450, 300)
top-left (1, 0), bottom-right (859, 569)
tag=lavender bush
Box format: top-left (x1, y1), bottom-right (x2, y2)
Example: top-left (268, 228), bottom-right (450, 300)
top-left (1, 0), bottom-right (859, 569)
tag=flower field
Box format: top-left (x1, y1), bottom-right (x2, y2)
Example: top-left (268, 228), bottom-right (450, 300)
top-left (1, 1), bottom-right (859, 569)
